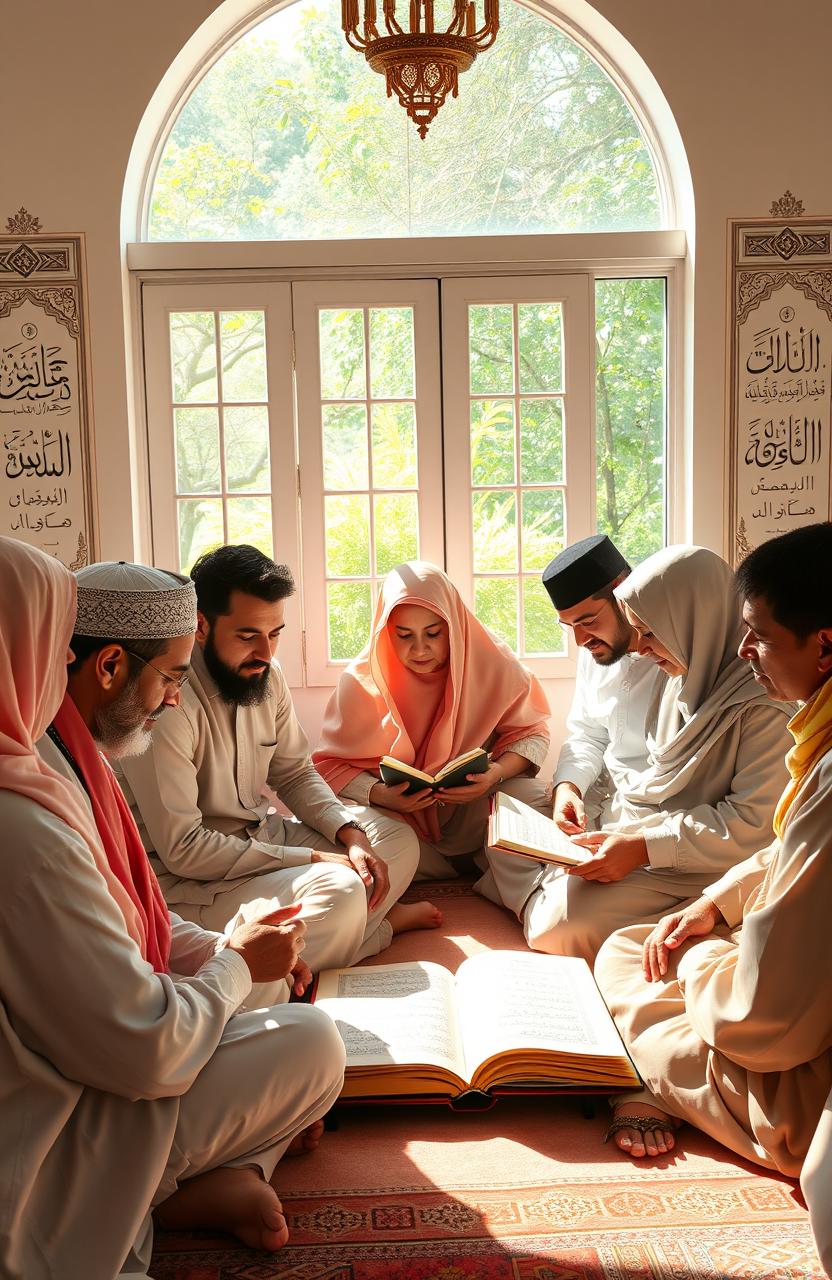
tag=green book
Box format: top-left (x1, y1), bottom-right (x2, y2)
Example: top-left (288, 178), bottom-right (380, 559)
top-left (379, 747), bottom-right (489, 794)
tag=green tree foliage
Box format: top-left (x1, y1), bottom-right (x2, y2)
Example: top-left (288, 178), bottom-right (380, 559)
top-left (149, 0), bottom-right (660, 240)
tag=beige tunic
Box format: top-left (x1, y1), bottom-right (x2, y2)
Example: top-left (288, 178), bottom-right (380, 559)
top-left (118, 645), bottom-right (419, 973)
top-left (496, 699), bottom-right (791, 961)
top-left (595, 750), bottom-right (832, 1177)
top-left (802, 1087), bottom-right (832, 1276)
top-left (2, 748), bottom-right (345, 1279)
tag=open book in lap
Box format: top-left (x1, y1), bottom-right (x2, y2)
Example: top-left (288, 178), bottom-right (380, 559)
top-left (488, 790), bottom-right (590, 868)
top-left (314, 950), bottom-right (640, 1105)
top-left (379, 747), bottom-right (489, 794)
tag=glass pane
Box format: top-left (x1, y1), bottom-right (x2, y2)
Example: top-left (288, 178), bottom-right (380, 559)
top-left (473, 491), bottom-right (517, 572)
top-left (523, 576), bottom-right (565, 655)
top-left (370, 307), bottom-right (414, 399)
top-left (372, 403), bottom-right (417, 488)
top-left (475, 577), bottom-right (518, 651)
top-left (518, 303), bottom-right (563, 393)
top-left (220, 311), bottom-right (267, 401)
top-left (322, 405), bottom-right (369, 489)
top-left (520, 400), bottom-right (564, 484)
top-left (596, 278), bottom-right (666, 564)
top-left (470, 400), bottom-right (515, 486)
top-left (150, 1), bottom-right (660, 243)
top-left (325, 494), bottom-right (370, 575)
top-left (226, 496), bottom-right (273, 554)
top-left (225, 406), bottom-right (270, 491)
top-left (328, 581), bottom-right (372, 662)
top-left (521, 489), bottom-right (565, 571)
top-left (174, 407), bottom-right (219, 494)
top-left (320, 309), bottom-right (366, 400)
top-left (374, 493), bottom-right (418, 574)
top-left (469, 305), bottom-right (514, 395)
top-left (170, 312), bottom-right (216, 403)
top-left (177, 498), bottom-right (223, 573)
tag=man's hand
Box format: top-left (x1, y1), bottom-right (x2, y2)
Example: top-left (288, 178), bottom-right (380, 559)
top-left (641, 896), bottom-right (725, 982)
top-left (227, 902), bottom-right (306, 984)
top-left (436, 762), bottom-right (503, 806)
top-left (368, 779), bottom-right (437, 813)
top-left (567, 830), bottom-right (648, 882)
top-left (553, 782), bottom-right (586, 834)
top-left (288, 955), bottom-right (313, 998)
top-left (316, 824), bottom-right (390, 912)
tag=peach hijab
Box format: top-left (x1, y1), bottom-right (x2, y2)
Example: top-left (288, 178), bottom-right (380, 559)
top-left (0, 536), bottom-right (151, 961)
top-left (314, 561), bottom-right (550, 839)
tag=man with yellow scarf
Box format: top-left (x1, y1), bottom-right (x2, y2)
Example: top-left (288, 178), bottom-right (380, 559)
top-left (593, 523), bottom-right (832, 1256)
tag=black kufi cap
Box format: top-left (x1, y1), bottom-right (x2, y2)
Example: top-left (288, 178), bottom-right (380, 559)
top-left (541, 535), bottom-right (629, 611)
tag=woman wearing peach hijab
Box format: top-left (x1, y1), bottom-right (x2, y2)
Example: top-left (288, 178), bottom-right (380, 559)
top-left (314, 561), bottom-right (551, 907)
top-left (0, 536), bottom-right (345, 1279)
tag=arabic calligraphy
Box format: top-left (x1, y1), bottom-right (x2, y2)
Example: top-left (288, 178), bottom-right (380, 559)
top-left (744, 415), bottom-right (822, 470)
top-left (4, 426), bottom-right (72, 479)
top-left (0, 339), bottom-right (70, 410)
top-left (745, 324), bottom-right (821, 375)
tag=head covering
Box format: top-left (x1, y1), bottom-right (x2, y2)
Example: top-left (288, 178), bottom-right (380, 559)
top-left (614, 544), bottom-right (785, 806)
top-left (314, 561), bottom-right (550, 841)
top-left (542, 535), bottom-right (629, 611)
top-left (74, 560), bottom-right (196, 639)
top-left (0, 536), bottom-right (170, 972)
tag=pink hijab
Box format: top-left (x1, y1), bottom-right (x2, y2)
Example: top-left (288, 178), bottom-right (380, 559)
top-left (314, 561), bottom-right (550, 839)
top-left (0, 536), bottom-right (157, 965)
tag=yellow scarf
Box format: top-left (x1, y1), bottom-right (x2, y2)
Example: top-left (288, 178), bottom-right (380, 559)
top-left (773, 676), bottom-right (832, 837)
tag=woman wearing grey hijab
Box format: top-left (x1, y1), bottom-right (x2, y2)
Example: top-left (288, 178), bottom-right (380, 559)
top-left (522, 545), bottom-right (792, 963)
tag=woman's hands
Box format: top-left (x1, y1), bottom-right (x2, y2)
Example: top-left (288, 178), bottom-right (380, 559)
top-left (368, 779), bottom-right (438, 813)
top-left (435, 761), bottom-right (503, 806)
top-left (641, 896), bottom-right (725, 982)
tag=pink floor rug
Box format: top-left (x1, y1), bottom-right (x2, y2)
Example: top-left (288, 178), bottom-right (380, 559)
top-left (150, 883), bottom-right (823, 1279)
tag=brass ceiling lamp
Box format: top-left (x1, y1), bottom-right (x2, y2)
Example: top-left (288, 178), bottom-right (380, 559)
top-left (341, 0), bottom-right (499, 139)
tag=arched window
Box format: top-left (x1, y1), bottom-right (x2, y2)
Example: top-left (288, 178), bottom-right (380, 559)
top-left (148, 0), bottom-right (662, 241)
top-left (134, 1), bottom-right (683, 685)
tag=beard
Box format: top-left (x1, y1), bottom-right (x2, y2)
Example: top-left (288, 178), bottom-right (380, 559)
top-left (202, 629), bottom-right (272, 706)
top-left (587, 618), bottom-right (633, 667)
top-left (94, 679), bottom-right (165, 759)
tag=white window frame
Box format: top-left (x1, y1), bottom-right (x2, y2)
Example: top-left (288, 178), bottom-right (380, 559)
top-left (133, 232), bottom-right (686, 692)
top-left (141, 279), bottom-right (303, 685)
top-left (293, 279), bottom-right (444, 686)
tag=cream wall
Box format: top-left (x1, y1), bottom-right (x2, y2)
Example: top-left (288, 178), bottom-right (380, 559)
top-left (3, 0), bottom-right (831, 751)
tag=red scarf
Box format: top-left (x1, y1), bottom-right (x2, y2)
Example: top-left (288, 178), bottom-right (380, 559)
top-left (52, 693), bottom-right (171, 973)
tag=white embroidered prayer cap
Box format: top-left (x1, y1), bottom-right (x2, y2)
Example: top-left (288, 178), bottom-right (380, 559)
top-left (73, 561), bottom-right (197, 639)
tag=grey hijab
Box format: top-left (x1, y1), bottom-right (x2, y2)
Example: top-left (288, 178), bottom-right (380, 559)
top-left (614, 544), bottom-right (787, 805)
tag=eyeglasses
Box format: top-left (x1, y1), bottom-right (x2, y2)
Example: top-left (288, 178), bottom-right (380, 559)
top-left (123, 648), bottom-right (190, 691)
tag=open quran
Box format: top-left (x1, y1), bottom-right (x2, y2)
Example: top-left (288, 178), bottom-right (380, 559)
top-left (488, 790), bottom-right (590, 868)
top-left (379, 747), bottom-right (489, 794)
top-left (314, 950), bottom-right (639, 1106)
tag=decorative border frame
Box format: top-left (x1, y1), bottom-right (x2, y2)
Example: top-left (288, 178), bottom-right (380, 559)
top-left (0, 228), bottom-right (97, 567)
top-left (727, 215), bottom-right (832, 564)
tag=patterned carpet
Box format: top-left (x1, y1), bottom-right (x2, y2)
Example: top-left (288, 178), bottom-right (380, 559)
top-left (150, 884), bottom-right (823, 1279)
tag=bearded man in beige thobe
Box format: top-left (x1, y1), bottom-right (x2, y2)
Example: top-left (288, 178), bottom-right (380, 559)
top-left (2, 545), bottom-right (345, 1280)
top-left (595, 522), bottom-right (832, 1176)
top-left (119, 545), bottom-right (420, 999)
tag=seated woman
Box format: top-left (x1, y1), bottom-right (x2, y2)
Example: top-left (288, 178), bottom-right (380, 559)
top-left (497, 545), bottom-right (792, 963)
top-left (314, 561), bottom-right (551, 915)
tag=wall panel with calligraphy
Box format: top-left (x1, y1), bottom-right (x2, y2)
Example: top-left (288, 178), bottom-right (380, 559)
top-left (729, 218), bottom-right (832, 564)
top-left (0, 233), bottom-right (96, 568)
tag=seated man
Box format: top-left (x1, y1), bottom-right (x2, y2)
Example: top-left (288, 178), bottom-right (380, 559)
top-left (119, 544), bottom-right (419, 1000)
top-left (488, 538), bottom-right (791, 962)
top-left (1, 540), bottom-right (345, 1279)
top-left (595, 522), bottom-right (832, 1175)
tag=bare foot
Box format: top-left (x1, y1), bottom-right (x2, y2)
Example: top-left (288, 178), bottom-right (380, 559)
top-left (388, 901), bottom-right (444, 934)
top-left (286, 1118), bottom-right (324, 1156)
top-left (154, 1166), bottom-right (289, 1251)
top-left (605, 1101), bottom-right (679, 1159)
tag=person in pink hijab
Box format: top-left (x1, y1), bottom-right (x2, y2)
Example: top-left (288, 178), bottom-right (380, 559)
top-left (0, 536), bottom-right (345, 1280)
top-left (314, 561), bottom-right (551, 910)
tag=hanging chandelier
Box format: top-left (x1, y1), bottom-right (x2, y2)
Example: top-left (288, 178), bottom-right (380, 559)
top-left (341, 0), bottom-right (499, 139)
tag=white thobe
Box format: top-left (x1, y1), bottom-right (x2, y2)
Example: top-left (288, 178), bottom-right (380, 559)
top-left (118, 645), bottom-right (419, 993)
top-left (2, 747), bottom-right (345, 1280)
